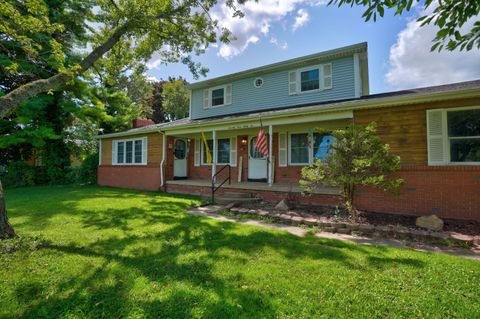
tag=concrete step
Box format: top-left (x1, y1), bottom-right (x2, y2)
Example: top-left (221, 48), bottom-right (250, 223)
top-left (215, 197), bottom-right (261, 205)
top-left (221, 192), bottom-right (252, 199)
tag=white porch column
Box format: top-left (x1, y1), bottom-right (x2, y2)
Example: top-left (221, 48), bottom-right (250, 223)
top-left (212, 130), bottom-right (217, 182)
top-left (268, 124), bottom-right (273, 187)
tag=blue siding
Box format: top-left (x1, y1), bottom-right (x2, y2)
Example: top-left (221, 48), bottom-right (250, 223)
top-left (191, 56), bottom-right (355, 119)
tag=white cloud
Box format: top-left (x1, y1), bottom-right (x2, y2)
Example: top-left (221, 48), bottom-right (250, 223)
top-left (292, 9), bottom-right (310, 31)
top-left (270, 37), bottom-right (288, 50)
top-left (211, 0), bottom-right (328, 60)
top-left (386, 11), bottom-right (480, 89)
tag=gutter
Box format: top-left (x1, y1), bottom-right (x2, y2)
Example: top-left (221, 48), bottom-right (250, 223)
top-left (160, 133), bottom-right (166, 188)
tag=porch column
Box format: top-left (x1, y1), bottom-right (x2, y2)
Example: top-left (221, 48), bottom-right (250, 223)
top-left (268, 124), bottom-right (273, 187)
top-left (212, 130), bottom-right (217, 182)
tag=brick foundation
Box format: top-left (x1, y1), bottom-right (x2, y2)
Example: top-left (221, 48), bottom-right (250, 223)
top-left (98, 165), bottom-right (161, 191)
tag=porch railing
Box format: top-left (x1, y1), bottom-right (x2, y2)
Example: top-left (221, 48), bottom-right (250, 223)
top-left (211, 164), bottom-right (231, 203)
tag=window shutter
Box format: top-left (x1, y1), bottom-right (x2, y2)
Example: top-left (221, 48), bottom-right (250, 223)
top-left (112, 140), bottom-right (117, 165)
top-left (203, 89), bottom-right (210, 108)
top-left (288, 71), bottom-right (297, 95)
top-left (427, 109), bottom-right (447, 165)
top-left (278, 133), bottom-right (287, 167)
top-left (230, 137), bottom-right (237, 167)
top-left (225, 84), bottom-right (232, 105)
top-left (322, 63), bottom-right (332, 89)
top-left (142, 137), bottom-right (148, 164)
top-left (194, 139), bottom-right (201, 166)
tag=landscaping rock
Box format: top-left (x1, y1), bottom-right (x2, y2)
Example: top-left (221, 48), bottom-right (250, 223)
top-left (279, 214), bottom-right (292, 222)
top-left (337, 228), bottom-right (351, 235)
top-left (275, 199), bottom-right (290, 211)
top-left (239, 208), bottom-right (249, 214)
top-left (248, 209), bottom-right (257, 214)
top-left (358, 224), bottom-right (374, 233)
top-left (303, 218), bottom-right (318, 226)
top-left (349, 223), bottom-right (360, 231)
top-left (224, 202), bottom-right (237, 210)
top-left (323, 227), bottom-right (336, 233)
top-left (473, 236), bottom-right (480, 246)
top-left (291, 216), bottom-right (304, 225)
top-left (416, 215), bottom-right (444, 231)
top-left (230, 207), bottom-right (240, 212)
top-left (449, 232), bottom-right (474, 245)
top-left (257, 210), bottom-right (270, 217)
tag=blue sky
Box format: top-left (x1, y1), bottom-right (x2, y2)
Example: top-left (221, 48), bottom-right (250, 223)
top-left (146, 1), bottom-right (480, 94)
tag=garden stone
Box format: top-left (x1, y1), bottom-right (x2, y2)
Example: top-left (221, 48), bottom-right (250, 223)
top-left (291, 216), bottom-right (304, 225)
top-left (303, 218), bottom-right (318, 226)
top-left (257, 210), bottom-right (270, 217)
top-left (279, 214), bottom-right (292, 222)
top-left (248, 209), bottom-right (257, 214)
top-left (449, 233), bottom-right (474, 245)
top-left (230, 207), bottom-right (240, 212)
top-left (337, 228), bottom-right (351, 234)
top-left (416, 215), bottom-right (444, 231)
top-left (323, 227), bottom-right (336, 233)
top-left (358, 224), bottom-right (374, 233)
top-left (239, 208), bottom-right (249, 214)
top-left (275, 199), bottom-right (290, 211)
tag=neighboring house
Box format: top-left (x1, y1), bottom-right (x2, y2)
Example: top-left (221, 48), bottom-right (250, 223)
top-left (97, 42), bottom-right (480, 221)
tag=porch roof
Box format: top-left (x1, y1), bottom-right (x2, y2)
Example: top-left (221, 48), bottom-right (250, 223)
top-left (98, 79), bottom-right (480, 138)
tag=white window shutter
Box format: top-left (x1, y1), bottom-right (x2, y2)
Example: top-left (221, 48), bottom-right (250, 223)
top-left (288, 71), bottom-right (297, 95)
top-left (278, 133), bottom-right (287, 167)
top-left (225, 84), bottom-right (232, 105)
top-left (203, 89), bottom-right (210, 108)
top-left (194, 139), bottom-right (201, 166)
top-left (112, 140), bottom-right (117, 165)
top-left (142, 137), bottom-right (148, 164)
top-left (322, 63), bottom-right (332, 90)
top-left (230, 137), bottom-right (237, 167)
top-left (427, 109), bottom-right (447, 165)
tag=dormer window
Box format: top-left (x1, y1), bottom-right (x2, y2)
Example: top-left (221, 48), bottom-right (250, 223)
top-left (203, 84), bottom-right (232, 108)
top-left (289, 63), bottom-right (333, 95)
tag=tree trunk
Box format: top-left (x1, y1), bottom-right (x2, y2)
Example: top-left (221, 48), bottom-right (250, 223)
top-left (0, 23), bottom-right (129, 119)
top-left (0, 179), bottom-right (17, 240)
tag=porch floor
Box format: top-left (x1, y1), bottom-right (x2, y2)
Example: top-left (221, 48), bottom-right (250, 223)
top-left (166, 179), bottom-right (340, 195)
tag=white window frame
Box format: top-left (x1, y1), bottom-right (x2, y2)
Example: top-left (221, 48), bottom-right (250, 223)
top-left (112, 137), bottom-right (147, 165)
top-left (293, 63), bottom-right (333, 95)
top-left (201, 138), bottom-right (231, 165)
top-left (288, 132), bottom-right (312, 166)
top-left (437, 106), bottom-right (480, 166)
top-left (204, 84), bottom-right (232, 109)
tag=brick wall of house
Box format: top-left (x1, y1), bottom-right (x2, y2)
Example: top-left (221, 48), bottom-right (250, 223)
top-left (353, 97), bottom-right (480, 221)
top-left (98, 131), bottom-right (163, 190)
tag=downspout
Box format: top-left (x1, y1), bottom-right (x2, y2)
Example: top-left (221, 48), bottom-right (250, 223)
top-left (160, 132), bottom-right (166, 189)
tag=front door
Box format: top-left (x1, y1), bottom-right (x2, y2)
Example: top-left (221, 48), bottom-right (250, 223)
top-left (248, 136), bottom-right (267, 181)
top-left (173, 139), bottom-right (187, 179)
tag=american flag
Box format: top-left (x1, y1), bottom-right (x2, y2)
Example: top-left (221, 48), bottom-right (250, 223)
top-left (255, 121), bottom-right (269, 157)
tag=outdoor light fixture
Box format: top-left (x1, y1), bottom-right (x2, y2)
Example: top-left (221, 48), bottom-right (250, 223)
top-left (241, 137), bottom-right (247, 145)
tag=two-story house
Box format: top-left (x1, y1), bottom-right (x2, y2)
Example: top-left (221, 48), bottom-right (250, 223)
top-left (97, 42), bottom-right (480, 221)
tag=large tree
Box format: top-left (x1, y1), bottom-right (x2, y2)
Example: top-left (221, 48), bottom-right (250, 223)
top-left (329, 0), bottom-right (480, 51)
top-left (0, 0), bottom-right (246, 239)
top-left (147, 77), bottom-right (189, 123)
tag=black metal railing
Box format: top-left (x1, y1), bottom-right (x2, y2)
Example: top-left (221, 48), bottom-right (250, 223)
top-left (211, 164), bottom-right (231, 203)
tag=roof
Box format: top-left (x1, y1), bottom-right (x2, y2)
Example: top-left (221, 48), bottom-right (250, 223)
top-left (188, 42), bottom-right (368, 90)
top-left (97, 79), bottom-right (480, 138)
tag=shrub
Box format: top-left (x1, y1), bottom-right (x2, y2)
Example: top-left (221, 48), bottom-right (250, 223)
top-left (78, 153), bottom-right (98, 184)
top-left (300, 122), bottom-right (404, 219)
top-left (3, 161), bottom-right (36, 188)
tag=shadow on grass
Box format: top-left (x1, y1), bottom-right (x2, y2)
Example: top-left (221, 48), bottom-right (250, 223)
top-left (5, 186), bottom-right (427, 318)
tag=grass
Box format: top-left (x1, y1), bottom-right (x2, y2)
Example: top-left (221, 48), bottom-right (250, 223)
top-left (1, 185), bottom-right (479, 319)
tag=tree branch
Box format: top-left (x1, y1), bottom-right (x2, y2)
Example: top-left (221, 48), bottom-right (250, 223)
top-left (0, 23), bottom-right (129, 118)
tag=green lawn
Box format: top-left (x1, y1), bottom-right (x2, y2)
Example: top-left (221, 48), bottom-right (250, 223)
top-left (1, 186), bottom-right (479, 318)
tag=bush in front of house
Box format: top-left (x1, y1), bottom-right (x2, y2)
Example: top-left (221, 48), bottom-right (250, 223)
top-left (78, 152), bottom-right (99, 184)
top-left (300, 122), bottom-right (404, 219)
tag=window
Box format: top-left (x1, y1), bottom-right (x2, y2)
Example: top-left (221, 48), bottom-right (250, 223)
top-left (447, 109), bottom-right (480, 163)
top-left (254, 77), bottom-right (264, 88)
top-left (202, 138), bottom-right (230, 165)
top-left (290, 133), bottom-right (310, 164)
top-left (300, 68), bottom-right (320, 92)
top-left (289, 63), bottom-right (333, 95)
top-left (113, 137), bottom-right (146, 165)
top-left (203, 84), bottom-right (232, 108)
top-left (211, 88), bottom-right (224, 106)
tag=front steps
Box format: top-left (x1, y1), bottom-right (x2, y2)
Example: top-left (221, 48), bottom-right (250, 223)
top-left (214, 191), bottom-right (261, 205)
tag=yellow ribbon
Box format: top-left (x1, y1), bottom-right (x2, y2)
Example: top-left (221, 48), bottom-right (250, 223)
top-left (201, 132), bottom-right (212, 164)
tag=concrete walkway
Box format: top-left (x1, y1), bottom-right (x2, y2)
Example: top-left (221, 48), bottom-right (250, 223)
top-left (187, 205), bottom-right (480, 260)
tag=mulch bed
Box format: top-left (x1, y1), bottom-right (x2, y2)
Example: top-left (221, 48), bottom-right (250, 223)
top-left (241, 201), bottom-right (480, 236)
